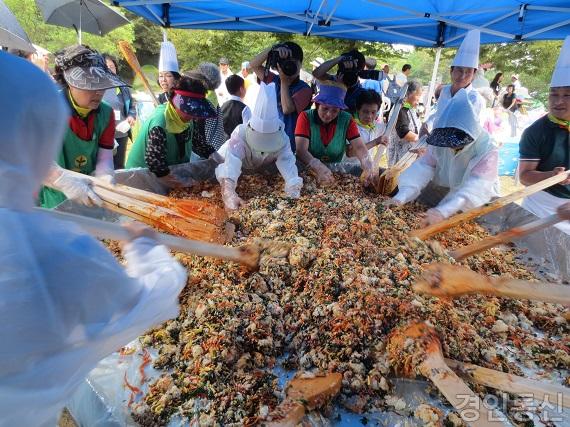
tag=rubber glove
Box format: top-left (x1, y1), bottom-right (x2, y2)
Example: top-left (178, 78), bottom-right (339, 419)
top-left (359, 154), bottom-right (375, 187)
top-left (308, 158), bottom-right (335, 186)
top-left (46, 165), bottom-right (103, 207)
top-left (93, 147), bottom-right (116, 185)
top-left (220, 178), bottom-right (244, 211)
top-left (157, 171), bottom-right (197, 189)
top-left (557, 202), bottom-right (570, 221)
top-left (284, 179), bottom-right (302, 199)
top-left (421, 208), bottom-right (445, 227)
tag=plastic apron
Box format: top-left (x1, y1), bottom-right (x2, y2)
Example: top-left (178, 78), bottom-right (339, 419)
top-left (430, 132), bottom-right (500, 207)
top-left (522, 191), bottom-right (570, 235)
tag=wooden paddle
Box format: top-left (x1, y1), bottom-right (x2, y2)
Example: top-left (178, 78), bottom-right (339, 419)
top-left (410, 171), bottom-right (570, 240)
top-left (90, 177), bottom-right (227, 227)
top-left (60, 171), bottom-right (228, 243)
top-left (388, 322), bottom-right (506, 427)
top-left (265, 373), bottom-right (342, 426)
top-left (117, 40), bottom-right (159, 106)
top-left (450, 213), bottom-right (562, 261)
top-left (375, 136), bottom-right (428, 196)
top-left (36, 208), bottom-right (281, 269)
top-left (414, 263), bottom-right (570, 306)
top-left (372, 82), bottom-right (409, 168)
top-left (445, 359), bottom-right (570, 409)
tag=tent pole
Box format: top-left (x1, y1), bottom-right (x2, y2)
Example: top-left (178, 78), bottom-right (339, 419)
top-left (424, 46), bottom-right (441, 117)
top-left (79, 0), bottom-right (83, 44)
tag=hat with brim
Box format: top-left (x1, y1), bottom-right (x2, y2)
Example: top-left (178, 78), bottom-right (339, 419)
top-left (245, 124), bottom-right (288, 153)
top-left (56, 45), bottom-right (127, 90)
top-left (427, 127), bottom-right (474, 149)
top-left (313, 80), bottom-right (348, 109)
top-left (171, 89), bottom-right (217, 119)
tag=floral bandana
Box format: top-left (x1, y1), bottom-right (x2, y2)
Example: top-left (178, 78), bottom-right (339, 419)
top-left (427, 127), bottom-right (474, 148)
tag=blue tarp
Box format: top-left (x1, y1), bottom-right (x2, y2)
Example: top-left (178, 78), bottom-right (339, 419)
top-left (113, 0), bottom-right (570, 46)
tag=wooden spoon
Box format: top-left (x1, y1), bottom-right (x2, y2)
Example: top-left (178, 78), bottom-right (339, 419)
top-left (450, 214), bottom-right (562, 261)
top-left (445, 359), bottom-right (570, 409)
top-left (388, 322), bottom-right (506, 427)
top-left (36, 208), bottom-right (288, 270)
top-left (265, 373), bottom-right (342, 426)
top-left (414, 264), bottom-right (570, 306)
top-left (410, 171), bottom-right (570, 240)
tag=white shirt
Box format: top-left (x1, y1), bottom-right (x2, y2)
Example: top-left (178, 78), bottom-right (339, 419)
top-left (395, 72), bottom-right (408, 88)
top-left (227, 95), bottom-right (252, 124)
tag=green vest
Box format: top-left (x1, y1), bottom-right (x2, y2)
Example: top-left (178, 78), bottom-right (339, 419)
top-left (126, 103), bottom-right (193, 169)
top-left (39, 102), bottom-right (112, 209)
top-left (307, 109), bottom-right (350, 163)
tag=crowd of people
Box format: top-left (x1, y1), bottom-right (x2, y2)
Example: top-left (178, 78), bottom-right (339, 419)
top-left (0, 30), bottom-right (569, 424)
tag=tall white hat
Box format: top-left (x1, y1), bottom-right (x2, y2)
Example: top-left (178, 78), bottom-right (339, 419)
top-left (246, 82), bottom-right (287, 152)
top-left (452, 30), bottom-right (480, 69)
top-left (551, 36), bottom-right (570, 88)
top-left (158, 41), bottom-right (179, 73)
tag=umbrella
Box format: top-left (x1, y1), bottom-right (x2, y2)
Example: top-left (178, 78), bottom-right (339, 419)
top-left (0, 0), bottom-right (35, 52)
top-left (35, 0), bottom-right (129, 44)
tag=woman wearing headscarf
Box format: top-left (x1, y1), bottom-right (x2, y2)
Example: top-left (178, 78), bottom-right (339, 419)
top-left (294, 80), bottom-right (375, 186)
top-left (126, 73), bottom-right (218, 188)
top-left (0, 50), bottom-right (186, 427)
top-left (390, 89), bottom-right (499, 227)
top-left (40, 45), bottom-right (127, 209)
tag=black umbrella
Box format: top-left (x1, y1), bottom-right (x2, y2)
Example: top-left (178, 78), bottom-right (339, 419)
top-left (0, 0), bottom-right (34, 52)
top-left (35, 0), bottom-right (129, 44)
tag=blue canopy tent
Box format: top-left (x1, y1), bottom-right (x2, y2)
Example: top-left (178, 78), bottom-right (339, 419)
top-left (113, 0), bottom-right (569, 113)
top-left (112, 0), bottom-right (569, 46)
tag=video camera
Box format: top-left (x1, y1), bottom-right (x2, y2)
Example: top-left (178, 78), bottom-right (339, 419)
top-left (337, 50), bottom-right (384, 86)
top-left (265, 43), bottom-right (299, 77)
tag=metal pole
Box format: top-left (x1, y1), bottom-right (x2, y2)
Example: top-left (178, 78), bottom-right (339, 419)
top-left (79, 0), bottom-right (82, 44)
top-left (424, 46), bottom-right (442, 117)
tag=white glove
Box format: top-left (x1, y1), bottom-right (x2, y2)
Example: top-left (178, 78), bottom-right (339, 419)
top-left (308, 158), bottom-right (335, 186)
top-left (284, 179), bottom-right (302, 199)
top-left (47, 166), bottom-right (103, 207)
top-left (93, 148), bottom-right (115, 185)
top-left (220, 178), bottom-right (244, 211)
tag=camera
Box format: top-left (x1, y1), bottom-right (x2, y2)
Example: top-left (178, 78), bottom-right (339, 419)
top-left (358, 69), bottom-right (383, 81)
top-left (266, 44), bottom-right (299, 76)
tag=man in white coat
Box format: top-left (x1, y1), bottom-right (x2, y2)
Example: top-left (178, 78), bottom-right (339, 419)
top-left (216, 82), bottom-right (303, 210)
top-left (423, 30), bottom-right (486, 134)
top-left (0, 51), bottom-right (186, 427)
top-left (518, 36), bottom-right (570, 234)
top-left (391, 89), bottom-right (499, 226)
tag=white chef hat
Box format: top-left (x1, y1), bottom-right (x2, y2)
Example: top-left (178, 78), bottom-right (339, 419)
top-left (452, 30), bottom-right (480, 69)
top-left (551, 35), bottom-right (570, 88)
top-left (427, 89), bottom-right (481, 148)
top-left (158, 41), bottom-right (179, 73)
top-left (246, 82), bottom-right (287, 152)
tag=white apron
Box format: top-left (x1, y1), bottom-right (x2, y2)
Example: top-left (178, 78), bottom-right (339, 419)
top-left (522, 191), bottom-right (570, 235)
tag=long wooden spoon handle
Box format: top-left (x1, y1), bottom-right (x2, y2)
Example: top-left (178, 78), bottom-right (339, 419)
top-left (421, 355), bottom-right (506, 426)
top-left (450, 214), bottom-right (562, 260)
top-left (445, 359), bottom-right (570, 409)
top-left (35, 208), bottom-right (252, 266)
top-left (490, 277), bottom-right (570, 305)
top-left (411, 171), bottom-right (570, 240)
